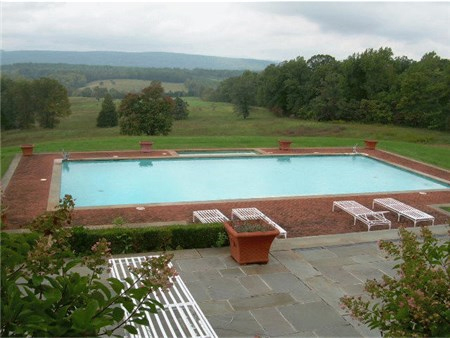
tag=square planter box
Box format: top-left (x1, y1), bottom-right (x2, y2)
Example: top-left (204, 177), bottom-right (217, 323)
top-left (224, 220), bottom-right (279, 265)
top-left (364, 140), bottom-right (378, 150)
top-left (20, 144), bottom-right (34, 156)
top-left (278, 140), bottom-right (292, 151)
top-left (139, 141), bottom-right (153, 153)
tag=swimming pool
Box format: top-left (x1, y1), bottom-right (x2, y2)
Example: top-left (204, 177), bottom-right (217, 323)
top-left (60, 155), bottom-right (449, 207)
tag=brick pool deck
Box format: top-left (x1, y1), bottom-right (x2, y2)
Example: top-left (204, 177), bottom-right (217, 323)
top-left (2, 147), bottom-right (450, 235)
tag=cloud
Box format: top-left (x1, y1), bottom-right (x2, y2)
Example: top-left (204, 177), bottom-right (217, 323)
top-left (1, 2), bottom-right (449, 61)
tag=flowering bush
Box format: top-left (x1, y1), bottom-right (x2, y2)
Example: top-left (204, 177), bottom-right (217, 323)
top-left (341, 227), bottom-right (450, 337)
top-left (1, 195), bottom-right (177, 337)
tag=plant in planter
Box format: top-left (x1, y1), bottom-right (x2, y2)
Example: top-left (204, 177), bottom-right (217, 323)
top-left (224, 219), bottom-right (279, 265)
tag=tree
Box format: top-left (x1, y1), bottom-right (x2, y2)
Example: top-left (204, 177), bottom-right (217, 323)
top-left (96, 94), bottom-right (118, 127)
top-left (395, 52), bottom-right (450, 130)
top-left (172, 97), bottom-right (189, 120)
top-left (119, 82), bottom-right (174, 136)
top-left (32, 78), bottom-right (71, 129)
top-left (230, 71), bottom-right (258, 119)
top-left (1, 78), bottom-right (36, 129)
top-left (0, 195), bottom-right (176, 337)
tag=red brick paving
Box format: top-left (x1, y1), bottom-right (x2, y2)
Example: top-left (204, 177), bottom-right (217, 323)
top-left (2, 148), bottom-right (449, 237)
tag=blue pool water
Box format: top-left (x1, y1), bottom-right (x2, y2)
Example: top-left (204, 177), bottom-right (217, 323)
top-left (60, 155), bottom-right (449, 207)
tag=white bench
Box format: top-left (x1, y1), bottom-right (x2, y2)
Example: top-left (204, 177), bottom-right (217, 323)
top-left (333, 200), bottom-right (391, 231)
top-left (373, 198), bottom-right (435, 226)
top-left (109, 256), bottom-right (217, 338)
top-left (231, 207), bottom-right (287, 238)
top-left (193, 209), bottom-right (229, 223)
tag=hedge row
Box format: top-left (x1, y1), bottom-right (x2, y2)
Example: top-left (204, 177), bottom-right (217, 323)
top-left (71, 223), bottom-right (229, 255)
top-left (4, 223), bottom-right (229, 256)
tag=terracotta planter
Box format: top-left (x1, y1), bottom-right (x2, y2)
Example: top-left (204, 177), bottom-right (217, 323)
top-left (20, 144), bottom-right (34, 156)
top-left (364, 140), bottom-right (378, 150)
top-left (278, 140), bottom-right (292, 151)
top-left (139, 141), bottom-right (153, 153)
top-left (224, 221), bottom-right (279, 265)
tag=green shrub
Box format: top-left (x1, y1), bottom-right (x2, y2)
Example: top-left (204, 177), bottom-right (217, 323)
top-left (1, 196), bottom-right (177, 337)
top-left (68, 223), bottom-right (227, 255)
top-left (341, 227), bottom-right (450, 337)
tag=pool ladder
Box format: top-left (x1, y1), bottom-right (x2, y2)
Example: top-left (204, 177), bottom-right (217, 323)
top-left (352, 144), bottom-right (358, 154)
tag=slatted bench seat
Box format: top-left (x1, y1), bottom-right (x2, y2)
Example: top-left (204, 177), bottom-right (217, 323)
top-left (372, 198), bottom-right (435, 226)
top-left (332, 200), bottom-right (391, 231)
top-left (109, 256), bottom-right (217, 338)
top-left (231, 207), bottom-right (287, 238)
top-left (193, 209), bottom-right (229, 223)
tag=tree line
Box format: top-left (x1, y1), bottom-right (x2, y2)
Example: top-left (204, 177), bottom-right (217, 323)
top-left (1, 63), bottom-right (242, 95)
top-left (207, 48), bottom-right (449, 130)
top-left (1, 77), bottom-right (71, 129)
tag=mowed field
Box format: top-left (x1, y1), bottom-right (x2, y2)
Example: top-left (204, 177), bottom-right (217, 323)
top-left (79, 79), bottom-right (187, 93)
top-left (2, 96), bottom-right (450, 176)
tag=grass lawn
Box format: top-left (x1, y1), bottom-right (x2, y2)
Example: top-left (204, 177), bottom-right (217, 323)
top-left (2, 97), bottom-right (450, 176)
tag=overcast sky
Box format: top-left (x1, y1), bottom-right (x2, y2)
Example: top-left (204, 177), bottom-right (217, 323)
top-left (1, 1), bottom-right (449, 62)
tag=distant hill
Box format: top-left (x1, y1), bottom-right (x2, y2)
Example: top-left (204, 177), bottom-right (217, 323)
top-left (1, 50), bottom-right (275, 71)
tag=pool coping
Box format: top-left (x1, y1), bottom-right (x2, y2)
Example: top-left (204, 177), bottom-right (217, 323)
top-left (3, 146), bottom-right (449, 231)
top-left (48, 149), bottom-right (450, 211)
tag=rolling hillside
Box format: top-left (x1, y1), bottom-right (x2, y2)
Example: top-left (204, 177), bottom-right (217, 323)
top-left (1, 50), bottom-right (275, 71)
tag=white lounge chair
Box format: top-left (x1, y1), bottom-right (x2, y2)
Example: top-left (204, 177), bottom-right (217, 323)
top-left (193, 209), bottom-right (229, 223)
top-left (231, 207), bottom-right (287, 238)
top-left (332, 200), bottom-right (391, 231)
top-left (109, 256), bottom-right (218, 338)
top-left (372, 198), bottom-right (435, 226)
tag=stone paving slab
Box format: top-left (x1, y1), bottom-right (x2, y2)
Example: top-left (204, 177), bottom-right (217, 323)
top-left (229, 293), bottom-right (296, 311)
top-left (278, 301), bottom-right (351, 332)
top-left (118, 225), bottom-right (448, 337)
top-left (239, 275), bottom-right (272, 295)
top-left (207, 310), bottom-right (265, 337)
top-left (251, 307), bottom-right (297, 337)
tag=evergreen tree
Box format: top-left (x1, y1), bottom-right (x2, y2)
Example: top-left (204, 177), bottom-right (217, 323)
top-left (172, 97), bottom-right (189, 120)
top-left (96, 94), bottom-right (118, 127)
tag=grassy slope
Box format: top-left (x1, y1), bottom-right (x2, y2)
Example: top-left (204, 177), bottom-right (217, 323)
top-left (2, 97), bottom-right (450, 176)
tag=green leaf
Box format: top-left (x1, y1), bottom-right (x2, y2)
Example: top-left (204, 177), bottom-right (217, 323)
top-left (85, 299), bottom-right (99, 320)
top-left (133, 317), bottom-right (149, 326)
top-left (112, 307), bottom-right (125, 322)
top-left (108, 277), bottom-right (125, 294)
top-left (31, 275), bottom-right (44, 287)
top-left (124, 324), bottom-right (138, 335)
top-left (92, 280), bottom-right (111, 299)
top-left (129, 287), bottom-right (148, 300)
top-left (122, 300), bottom-right (134, 313)
top-left (63, 258), bottom-right (82, 273)
top-left (43, 287), bottom-right (62, 304)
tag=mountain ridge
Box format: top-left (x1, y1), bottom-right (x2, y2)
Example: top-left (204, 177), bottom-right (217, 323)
top-left (1, 50), bottom-right (275, 71)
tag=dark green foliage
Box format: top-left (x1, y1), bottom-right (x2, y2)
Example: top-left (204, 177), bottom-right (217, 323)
top-left (210, 47), bottom-right (449, 131)
top-left (96, 94), bottom-right (118, 127)
top-left (1, 196), bottom-right (177, 337)
top-left (231, 71), bottom-right (258, 119)
top-left (119, 82), bottom-right (174, 136)
top-left (32, 78), bottom-right (71, 128)
top-left (69, 223), bottom-right (228, 255)
top-left (171, 97), bottom-right (189, 120)
top-left (1, 77), bottom-right (71, 130)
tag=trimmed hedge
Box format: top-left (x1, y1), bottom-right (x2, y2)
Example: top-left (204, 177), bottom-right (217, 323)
top-left (70, 223), bottom-right (228, 255)
top-left (3, 223), bottom-right (229, 256)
